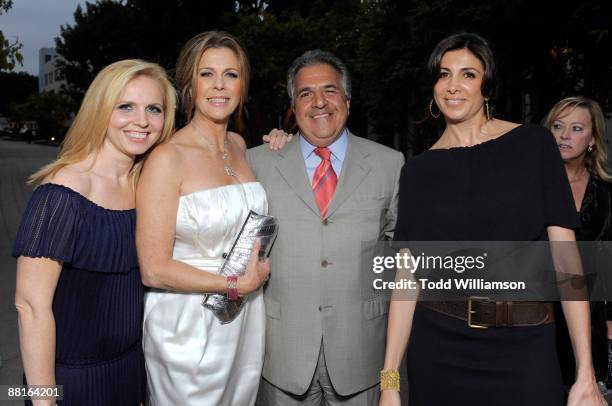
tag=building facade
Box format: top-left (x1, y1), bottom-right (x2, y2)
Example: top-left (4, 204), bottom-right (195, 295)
top-left (38, 48), bottom-right (66, 93)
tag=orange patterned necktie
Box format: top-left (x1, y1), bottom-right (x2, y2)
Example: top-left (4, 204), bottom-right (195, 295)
top-left (312, 147), bottom-right (337, 218)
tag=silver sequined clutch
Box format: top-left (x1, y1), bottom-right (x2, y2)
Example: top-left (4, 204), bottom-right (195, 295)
top-left (202, 210), bottom-right (278, 324)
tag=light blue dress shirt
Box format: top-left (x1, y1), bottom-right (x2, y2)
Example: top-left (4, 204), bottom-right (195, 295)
top-left (299, 129), bottom-right (348, 184)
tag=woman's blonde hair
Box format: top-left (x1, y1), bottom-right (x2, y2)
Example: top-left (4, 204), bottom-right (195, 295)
top-left (175, 31), bottom-right (250, 133)
top-left (29, 59), bottom-right (176, 186)
top-left (543, 96), bottom-right (611, 181)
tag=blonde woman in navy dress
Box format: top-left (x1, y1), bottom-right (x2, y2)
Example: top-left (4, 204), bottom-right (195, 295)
top-left (13, 60), bottom-right (176, 405)
top-left (137, 31), bottom-right (270, 405)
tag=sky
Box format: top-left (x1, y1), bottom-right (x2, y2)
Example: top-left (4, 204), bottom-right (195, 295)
top-left (0, 0), bottom-right (87, 75)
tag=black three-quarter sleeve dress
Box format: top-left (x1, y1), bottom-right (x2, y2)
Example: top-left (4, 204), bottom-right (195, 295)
top-left (557, 176), bottom-right (612, 387)
top-left (13, 184), bottom-right (146, 406)
top-left (394, 124), bottom-right (580, 406)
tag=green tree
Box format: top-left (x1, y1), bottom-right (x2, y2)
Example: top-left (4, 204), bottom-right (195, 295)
top-left (56, 0), bottom-right (238, 97)
top-left (351, 0), bottom-right (610, 154)
top-left (52, 0), bottom-right (610, 155)
top-left (8, 91), bottom-right (75, 141)
top-left (55, 0), bottom-right (365, 142)
top-left (232, 0), bottom-right (363, 143)
top-left (56, 1), bottom-right (140, 96)
top-left (0, 0), bottom-right (23, 71)
top-left (0, 71), bottom-right (37, 114)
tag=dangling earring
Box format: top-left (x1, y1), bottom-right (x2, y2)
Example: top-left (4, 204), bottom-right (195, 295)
top-left (485, 99), bottom-right (491, 121)
top-left (588, 145), bottom-right (593, 153)
top-left (429, 99), bottom-right (440, 119)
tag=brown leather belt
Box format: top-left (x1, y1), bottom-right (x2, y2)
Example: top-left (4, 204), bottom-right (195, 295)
top-left (419, 298), bottom-right (555, 328)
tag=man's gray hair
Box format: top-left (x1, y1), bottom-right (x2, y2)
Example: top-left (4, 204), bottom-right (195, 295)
top-left (287, 49), bottom-right (352, 105)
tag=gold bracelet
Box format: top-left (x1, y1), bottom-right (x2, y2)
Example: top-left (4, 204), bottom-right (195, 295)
top-left (380, 369), bottom-right (400, 391)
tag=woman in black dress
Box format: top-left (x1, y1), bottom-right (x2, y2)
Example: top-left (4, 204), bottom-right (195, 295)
top-left (379, 34), bottom-right (605, 406)
top-left (542, 97), bottom-right (612, 390)
top-left (13, 60), bottom-right (176, 405)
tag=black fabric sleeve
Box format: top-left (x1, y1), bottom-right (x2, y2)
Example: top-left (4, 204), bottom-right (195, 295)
top-left (538, 128), bottom-right (581, 229)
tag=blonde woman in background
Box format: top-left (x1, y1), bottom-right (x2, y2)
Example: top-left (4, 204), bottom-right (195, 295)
top-left (543, 96), bottom-right (612, 394)
top-left (13, 59), bottom-right (176, 406)
top-left (137, 31), bottom-right (270, 405)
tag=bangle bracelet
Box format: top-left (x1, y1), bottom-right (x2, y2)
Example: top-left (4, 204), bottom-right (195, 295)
top-left (380, 369), bottom-right (400, 391)
top-left (226, 276), bottom-right (238, 301)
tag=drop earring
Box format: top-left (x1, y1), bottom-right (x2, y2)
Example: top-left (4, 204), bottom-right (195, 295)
top-left (429, 99), bottom-right (440, 119)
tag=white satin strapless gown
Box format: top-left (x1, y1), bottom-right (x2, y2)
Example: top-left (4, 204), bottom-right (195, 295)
top-left (143, 182), bottom-right (267, 406)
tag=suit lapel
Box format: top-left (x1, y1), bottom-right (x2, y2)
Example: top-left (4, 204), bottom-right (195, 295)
top-left (326, 133), bottom-right (370, 218)
top-left (275, 138), bottom-right (321, 216)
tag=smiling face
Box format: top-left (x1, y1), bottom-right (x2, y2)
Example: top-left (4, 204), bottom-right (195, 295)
top-left (292, 63), bottom-right (350, 147)
top-left (433, 48), bottom-right (486, 124)
top-left (551, 106), bottom-right (594, 164)
top-left (104, 75), bottom-right (165, 158)
top-left (193, 47), bottom-right (242, 124)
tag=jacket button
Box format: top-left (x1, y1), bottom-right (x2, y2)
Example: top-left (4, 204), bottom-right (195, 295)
top-left (322, 218), bottom-right (329, 226)
top-left (321, 260), bottom-right (329, 267)
top-left (318, 305), bottom-right (322, 311)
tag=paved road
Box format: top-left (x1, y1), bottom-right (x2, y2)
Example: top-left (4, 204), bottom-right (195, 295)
top-left (0, 139), bottom-right (58, 404)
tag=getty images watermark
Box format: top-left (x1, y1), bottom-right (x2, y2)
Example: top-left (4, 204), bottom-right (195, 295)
top-left (364, 241), bottom-right (612, 301)
top-left (371, 251), bottom-right (526, 291)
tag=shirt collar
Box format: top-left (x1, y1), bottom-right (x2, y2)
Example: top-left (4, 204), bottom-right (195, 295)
top-left (299, 129), bottom-right (349, 161)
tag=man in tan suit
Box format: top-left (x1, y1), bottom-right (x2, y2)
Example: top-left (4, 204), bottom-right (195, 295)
top-left (249, 50), bottom-right (404, 405)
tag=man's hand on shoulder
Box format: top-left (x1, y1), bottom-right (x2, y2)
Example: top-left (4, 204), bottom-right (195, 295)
top-left (262, 128), bottom-right (294, 151)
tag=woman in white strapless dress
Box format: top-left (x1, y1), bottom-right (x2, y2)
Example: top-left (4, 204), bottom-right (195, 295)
top-left (136, 31), bottom-right (271, 405)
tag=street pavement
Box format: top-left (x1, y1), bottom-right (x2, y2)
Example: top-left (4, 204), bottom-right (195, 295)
top-left (0, 139), bottom-right (58, 404)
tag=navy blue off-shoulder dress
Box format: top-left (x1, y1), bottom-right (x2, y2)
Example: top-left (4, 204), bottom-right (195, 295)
top-left (13, 183), bottom-right (146, 406)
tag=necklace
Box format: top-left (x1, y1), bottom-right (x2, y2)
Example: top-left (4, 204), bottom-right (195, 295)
top-left (191, 122), bottom-right (238, 180)
top-left (221, 136), bottom-right (237, 178)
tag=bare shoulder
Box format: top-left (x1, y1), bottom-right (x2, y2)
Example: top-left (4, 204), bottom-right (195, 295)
top-left (144, 142), bottom-right (184, 170)
top-left (43, 162), bottom-right (93, 197)
top-left (228, 131), bottom-right (247, 153)
top-left (138, 142), bottom-right (185, 198)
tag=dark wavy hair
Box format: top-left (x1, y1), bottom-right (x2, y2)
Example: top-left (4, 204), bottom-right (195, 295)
top-left (427, 32), bottom-right (497, 100)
